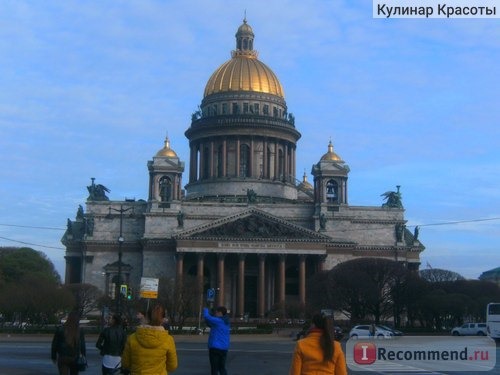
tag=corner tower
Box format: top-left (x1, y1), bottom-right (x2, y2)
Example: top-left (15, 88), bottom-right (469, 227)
top-left (184, 19), bottom-right (301, 202)
top-left (147, 136), bottom-right (185, 207)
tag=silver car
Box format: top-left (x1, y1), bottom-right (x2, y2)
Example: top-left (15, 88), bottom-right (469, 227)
top-left (349, 324), bottom-right (394, 339)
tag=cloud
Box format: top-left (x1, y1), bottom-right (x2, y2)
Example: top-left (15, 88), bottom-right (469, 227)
top-left (0, 0), bottom-right (498, 280)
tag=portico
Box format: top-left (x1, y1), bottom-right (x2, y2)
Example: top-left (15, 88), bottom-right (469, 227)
top-left (173, 208), bottom-right (330, 317)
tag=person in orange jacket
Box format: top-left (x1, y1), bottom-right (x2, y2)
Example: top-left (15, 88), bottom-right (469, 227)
top-left (289, 313), bottom-right (347, 375)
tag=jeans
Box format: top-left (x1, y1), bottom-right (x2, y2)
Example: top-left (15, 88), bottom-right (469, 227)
top-left (209, 348), bottom-right (228, 375)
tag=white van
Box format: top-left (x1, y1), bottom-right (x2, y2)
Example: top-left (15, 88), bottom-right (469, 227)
top-left (451, 322), bottom-right (487, 336)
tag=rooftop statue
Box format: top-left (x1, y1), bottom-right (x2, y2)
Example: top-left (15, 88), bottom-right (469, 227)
top-left (76, 204), bottom-right (84, 220)
top-left (87, 177), bottom-right (110, 201)
top-left (381, 185), bottom-right (403, 208)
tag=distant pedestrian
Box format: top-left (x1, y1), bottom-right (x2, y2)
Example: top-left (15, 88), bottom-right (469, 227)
top-left (203, 306), bottom-right (230, 375)
top-left (96, 314), bottom-right (127, 374)
top-left (51, 310), bottom-right (87, 375)
top-left (288, 313), bottom-right (347, 375)
top-left (369, 323), bottom-right (376, 337)
top-left (121, 303), bottom-right (177, 375)
top-left (162, 317), bottom-right (171, 331)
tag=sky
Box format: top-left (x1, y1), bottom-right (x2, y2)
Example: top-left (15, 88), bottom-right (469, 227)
top-left (0, 1), bottom-right (498, 280)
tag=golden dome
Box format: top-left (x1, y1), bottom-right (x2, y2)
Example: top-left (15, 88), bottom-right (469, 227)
top-left (298, 171), bottom-right (313, 190)
top-left (203, 19), bottom-right (284, 98)
top-left (156, 136), bottom-right (178, 158)
top-left (204, 57), bottom-right (284, 98)
top-left (320, 141), bottom-right (343, 162)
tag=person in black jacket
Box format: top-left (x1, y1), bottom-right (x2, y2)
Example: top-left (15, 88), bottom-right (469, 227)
top-left (96, 314), bottom-right (127, 375)
top-left (51, 310), bottom-right (86, 375)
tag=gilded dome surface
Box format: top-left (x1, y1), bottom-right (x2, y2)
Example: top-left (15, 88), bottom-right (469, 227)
top-left (203, 19), bottom-right (284, 98)
top-left (320, 141), bottom-right (343, 162)
top-left (298, 172), bottom-right (313, 190)
top-left (204, 56), bottom-right (284, 98)
top-left (156, 136), bottom-right (178, 158)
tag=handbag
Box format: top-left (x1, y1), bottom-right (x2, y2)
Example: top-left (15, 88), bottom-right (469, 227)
top-left (76, 354), bottom-right (88, 371)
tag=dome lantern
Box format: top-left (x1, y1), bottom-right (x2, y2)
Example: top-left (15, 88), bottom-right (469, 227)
top-left (203, 19), bottom-right (284, 98)
top-left (155, 135), bottom-right (178, 158)
top-left (234, 17), bottom-right (256, 57)
top-left (320, 140), bottom-right (343, 162)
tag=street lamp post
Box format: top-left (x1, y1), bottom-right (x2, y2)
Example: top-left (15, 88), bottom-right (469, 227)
top-left (108, 204), bottom-right (133, 315)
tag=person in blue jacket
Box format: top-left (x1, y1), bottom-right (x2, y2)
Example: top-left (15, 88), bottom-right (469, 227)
top-left (203, 306), bottom-right (230, 375)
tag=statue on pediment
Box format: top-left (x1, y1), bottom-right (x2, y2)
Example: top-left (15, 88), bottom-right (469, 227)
top-left (319, 213), bottom-right (327, 230)
top-left (381, 185), bottom-right (403, 208)
top-left (247, 189), bottom-right (257, 203)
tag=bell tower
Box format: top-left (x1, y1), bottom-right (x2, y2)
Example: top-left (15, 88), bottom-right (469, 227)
top-left (147, 136), bottom-right (185, 208)
top-left (311, 140), bottom-right (350, 228)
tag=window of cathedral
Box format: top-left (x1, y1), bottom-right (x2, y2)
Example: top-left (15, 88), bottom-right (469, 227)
top-left (273, 106), bottom-right (278, 117)
top-left (263, 104), bottom-right (269, 115)
top-left (213, 104), bottom-right (218, 116)
top-left (266, 146), bottom-right (272, 178)
top-left (243, 102), bottom-right (249, 113)
top-left (217, 145), bottom-right (224, 177)
top-left (222, 103), bottom-right (228, 114)
top-left (202, 147), bottom-right (210, 179)
top-left (326, 179), bottom-right (338, 203)
top-left (278, 149), bottom-right (284, 180)
top-left (159, 176), bottom-right (172, 202)
top-left (253, 103), bottom-right (259, 114)
top-left (232, 102), bottom-right (239, 114)
top-left (239, 144), bottom-right (250, 177)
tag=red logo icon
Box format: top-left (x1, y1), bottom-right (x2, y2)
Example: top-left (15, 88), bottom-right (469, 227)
top-left (353, 342), bottom-right (376, 365)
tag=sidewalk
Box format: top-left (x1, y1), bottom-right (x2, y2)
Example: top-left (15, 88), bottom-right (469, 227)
top-left (0, 328), bottom-right (296, 343)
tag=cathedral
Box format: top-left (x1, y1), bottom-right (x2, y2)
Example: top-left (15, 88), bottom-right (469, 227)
top-left (62, 19), bottom-right (424, 318)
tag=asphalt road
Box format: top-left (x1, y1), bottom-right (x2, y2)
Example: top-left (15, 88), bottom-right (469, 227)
top-left (0, 332), bottom-right (295, 375)
top-left (0, 332), bottom-right (498, 375)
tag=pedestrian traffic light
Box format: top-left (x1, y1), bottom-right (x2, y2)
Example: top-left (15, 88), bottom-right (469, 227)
top-left (120, 284), bottom-right (127, 297)
top-left (127, 288), bottom-right (132, 300)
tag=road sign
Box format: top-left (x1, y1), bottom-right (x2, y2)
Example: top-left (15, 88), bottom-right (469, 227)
top-left (120, 284), bottom-right (128, 296)
top-left (140, 277), bottom-right (159, 299)
top-left (207, 288), bottom-right (215, 302)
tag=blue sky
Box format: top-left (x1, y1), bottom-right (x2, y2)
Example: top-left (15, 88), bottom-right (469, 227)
top-left (0, 1), bottom-right (498, 279)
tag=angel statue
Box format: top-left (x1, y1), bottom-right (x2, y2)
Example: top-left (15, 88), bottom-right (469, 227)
top-left (381, 185), bottom-right (403, 209)
top-left (87, 178), bottom-right (110, 201)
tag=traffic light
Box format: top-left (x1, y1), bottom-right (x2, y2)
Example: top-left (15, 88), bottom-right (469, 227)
top-left (127, 287), bottom-right (132, 300)
top-left (120, 284), bottom-right (127, 297)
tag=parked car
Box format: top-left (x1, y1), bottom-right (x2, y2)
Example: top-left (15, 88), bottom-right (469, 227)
top-left (349, 325), bottom-right (393, 339)
top-left (378, 324), bottom-right (404, 336)
top-left (451, 323), bottom-right (487, 336)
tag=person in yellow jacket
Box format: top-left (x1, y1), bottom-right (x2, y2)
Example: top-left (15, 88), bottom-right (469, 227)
top-left (121, 303), bottom-right (178, 375)
top-left (289, 314), bottom-right (347, 375)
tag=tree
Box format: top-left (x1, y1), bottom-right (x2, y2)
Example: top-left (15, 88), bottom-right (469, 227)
top-left (419, 268), bottom-right (465, 283)
top-left (308, 258), bottom-right (410, 324)
top-left (63, 283), bottom-right (104, 317)
top-left (0, 247), bottom-right (60, 284)
top-left (0, 247), bottom-right (68, 326)
top-left (158, 276), bottom-right (201, 330)
top-left (306, 271), bottom-right (335, 314)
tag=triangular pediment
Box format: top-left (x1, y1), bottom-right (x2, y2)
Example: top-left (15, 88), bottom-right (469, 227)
top-left (174, 208), bottom-right (331, 242)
